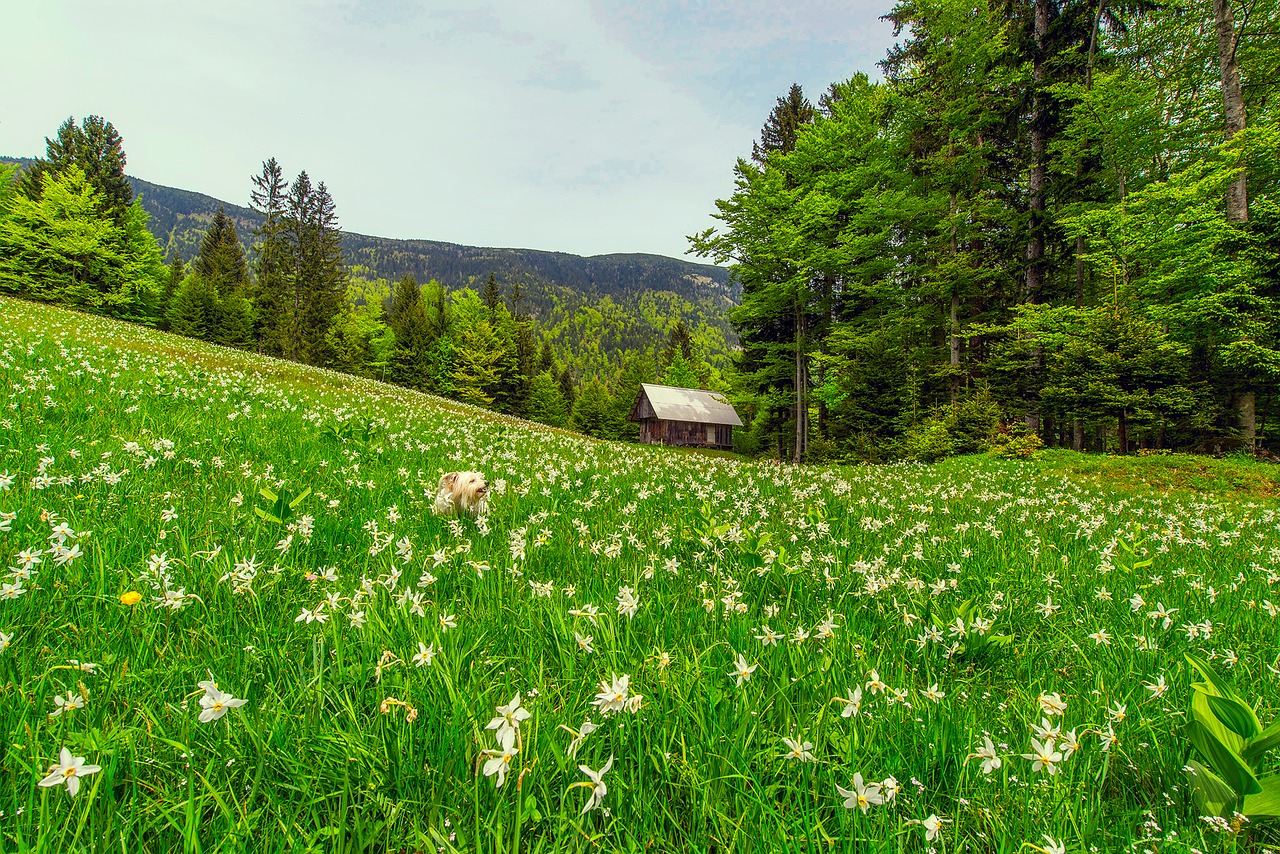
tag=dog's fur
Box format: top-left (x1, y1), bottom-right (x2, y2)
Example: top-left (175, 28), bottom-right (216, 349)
top-left (432, 471), bottom-right (489, 517)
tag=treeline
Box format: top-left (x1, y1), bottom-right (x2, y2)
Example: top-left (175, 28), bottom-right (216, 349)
top-left (0, 117), bottom-right (722, 442)
top-left (695, 0), bottom-right (1280, 461)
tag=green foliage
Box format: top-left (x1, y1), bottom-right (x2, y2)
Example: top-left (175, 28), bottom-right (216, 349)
top-left (1183, 654), bottom-right (1280, 820)
top-left (524, 371), bottom-right (569, 428)
top-left (0, 165), bottom-right (160, 317)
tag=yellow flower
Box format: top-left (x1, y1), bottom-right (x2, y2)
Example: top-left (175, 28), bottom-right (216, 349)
top-left (120, 591), bottom-right (142, 606)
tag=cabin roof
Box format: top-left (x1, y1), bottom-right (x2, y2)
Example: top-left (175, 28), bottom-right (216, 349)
top-left (632, 383), bottom-right (743, 427)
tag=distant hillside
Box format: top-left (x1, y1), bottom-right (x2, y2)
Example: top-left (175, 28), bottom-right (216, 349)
top-left (123, 176), bottom-right (737, 304)
top-left (2, 156), bottom-right (738, 371)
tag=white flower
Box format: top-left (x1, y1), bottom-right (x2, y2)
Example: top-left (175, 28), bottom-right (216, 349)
top-left (482, 729), bottom-right (519, 788)
top-left (577, 755), bottom-right (614, 814)
top-left (616, 586), bottom-right (640, 619)
top-left (0, 630), bottom-right (11, 653)
top-left (198, 685), bottom-right (247, 723)
top-left (592, 673), bottom-right (642, 716)
top-left (782, 737), bottom-right (815, 762)
top-left (1022, 738), bottom-right (1063, 775)
top-left (835, 773), bottom-right (884, 813)
top-left (411, 641), bottom-right (436, 667)
top-left (1039, 834), bottom-right (1066, 854)
top-left (38, 747), bottom-right (101, 796)
top-left (1038, 692), bottom-right (1067, 716)
top-left (1144, 674), bottom-right (1168, 700)
top-left (969, 735), bottom-right (1002, 774)
top-left (49, 691), bottom-right (86, 717)
top-left (836, 686), bottom-right (863, 718)
top-left (922, 813), bottom-right (945, 842)
top-left (729, 653), bottom-right (757, 687)
top-left (487, 693), bottom-right (532, 743)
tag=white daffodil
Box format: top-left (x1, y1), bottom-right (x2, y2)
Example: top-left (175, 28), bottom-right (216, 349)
top-left (836, 773), bottom-right (884, 813)
top-left (781, 737), bottom-right (815, 762)
top-left (969, 735), bottom-right (1002, 774)
top-left (38, 747), bottom-right (101, 797)
top-left (199, 685), bottom-right (247, 722)
top-left (730, 653), bottom-right (757, 687)
top-left (482, 729), bottom-right (519, 788)
top-left (486, 693), bottom-right (532, 743)
top-left (836, 686), bottom-right (863, 718)
top-left (411, 641), bottom-right (436, 667)
top-left (576, 755), bottom-right (614, 814)
top-left (1022, 738), bottom-right (1063, 775)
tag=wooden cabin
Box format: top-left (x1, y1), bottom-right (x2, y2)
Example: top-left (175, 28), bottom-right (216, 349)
top-left (628, 383), bottom-right (743, 450)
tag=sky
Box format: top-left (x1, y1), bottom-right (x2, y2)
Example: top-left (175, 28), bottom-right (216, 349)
top-left (0, 1), bottom-right (895, 260)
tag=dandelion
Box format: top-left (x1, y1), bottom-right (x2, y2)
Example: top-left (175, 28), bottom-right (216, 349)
top-left (38, 748), bottom-right (101, 797)
top-left (729, 653), bottom-right (758, 687)
top-left (835, 773), bottom-right (884, 813)
top-left (120, 590), bottom-right (142, 606)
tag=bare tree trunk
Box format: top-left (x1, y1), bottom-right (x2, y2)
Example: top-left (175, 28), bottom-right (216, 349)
top-left (1024, 0), bottom-right (1049, 438)
top-left (794, 305), bottom-right (806, 463)
top-left (1072, 419), bottom-right (1084, 451)
top-left (1215, 0), bottom-right (1248, 224)
top-left (1214, 0), bottom-right (1255, 450)
top-left (1117, 409), bottom-right (1129, 455)
top-left (950, 191), bottom-right (962, 406)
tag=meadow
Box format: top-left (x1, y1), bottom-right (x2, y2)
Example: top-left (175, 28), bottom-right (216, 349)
top-left (2, 295), bottom-right (1279, 854)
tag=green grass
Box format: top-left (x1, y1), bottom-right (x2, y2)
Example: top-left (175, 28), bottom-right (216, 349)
top-left (2, 296), bottom-right (1279, 853)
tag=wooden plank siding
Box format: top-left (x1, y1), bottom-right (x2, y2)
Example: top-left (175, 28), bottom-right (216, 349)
top-left (636, 418), bottom-right (733, 450)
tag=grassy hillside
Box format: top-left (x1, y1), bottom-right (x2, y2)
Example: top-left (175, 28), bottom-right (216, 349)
top-left (2, 297), bottom-right (1279, 852)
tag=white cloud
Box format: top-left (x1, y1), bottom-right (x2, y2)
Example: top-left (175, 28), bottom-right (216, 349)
top-left (0, 0), bottom-right (892, 258)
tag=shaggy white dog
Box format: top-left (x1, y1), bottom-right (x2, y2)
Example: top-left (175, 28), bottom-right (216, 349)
top-left (432, 471), bottom-right (489, 517)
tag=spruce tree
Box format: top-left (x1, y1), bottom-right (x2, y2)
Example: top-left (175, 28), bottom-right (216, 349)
top-left (160, 255), bottom-right (184, 329)
top-left (21, 116), bottom-right (132, 225)
top-left (482, 273), bottom-right (502, 314)
top-left (250, 158), bottom-right (291, 355)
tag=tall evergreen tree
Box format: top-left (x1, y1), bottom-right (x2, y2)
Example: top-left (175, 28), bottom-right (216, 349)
top-left (21, 116), bottom-right (132, 225)
top-left (249, 158), bottom-right (291, 355)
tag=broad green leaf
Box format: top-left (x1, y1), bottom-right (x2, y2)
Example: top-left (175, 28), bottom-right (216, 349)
top-left (1186, 759), bottom-right (1238, 818)
top-left (288, 486), bottom-right (312, 511)
top-left (1185, 653), bottom-right (1232, 698)
top-left (1243, 775), bottom-right (1280, 819)
top-left (1243, 719), bottom-right (1280, 764)
top-left (1186, 719), bottom-right (1261, 797)
top-left (1192, 691), bottom-right (1246, 754)
top-left (1205, 693), bottom-right (1262, 740)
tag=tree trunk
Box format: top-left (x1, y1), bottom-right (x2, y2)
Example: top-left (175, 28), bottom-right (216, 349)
top-left (1214, 0), bottom-right (1255, 450)
top-left (1072, 419), bottom-right (1084, 451)
top-left (1214, 0), bottom-right (1248, 225)
top-left (1117, 409), bottom-right (1129, 455)
top-left (1024, 0), bottom-right (1049, 438)
top-left (950, 190), bottom-right (962, 406)
top-left (794, 305), bottom-right (807, 464)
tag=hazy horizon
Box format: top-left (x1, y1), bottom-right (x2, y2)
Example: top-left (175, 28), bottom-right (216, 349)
top-left (0, 1), bottom-right (894, 259)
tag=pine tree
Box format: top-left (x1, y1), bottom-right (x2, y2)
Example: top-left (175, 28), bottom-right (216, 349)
top-left (21, 116), bottom-right (132, 225)
top-left (482, 273), bottom-right (502, 314)
top-left (194, 208), bottom-right (250, 297)
top-left (167, 273), bottom-right (218, 340)
top-left (751, 84), bottom-right (815, 164)
top-left (389, 274), bottom-right (433, 389)
top-left (524, 371), bottom-right (569, 427)
top-left (160, 255), bottom-right (184, 329)
top-left (249, 158), bottom-right (291, 355)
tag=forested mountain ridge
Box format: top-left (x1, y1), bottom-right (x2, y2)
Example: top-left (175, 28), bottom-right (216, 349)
top-left (0, 156), bottom-right (734, 307)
